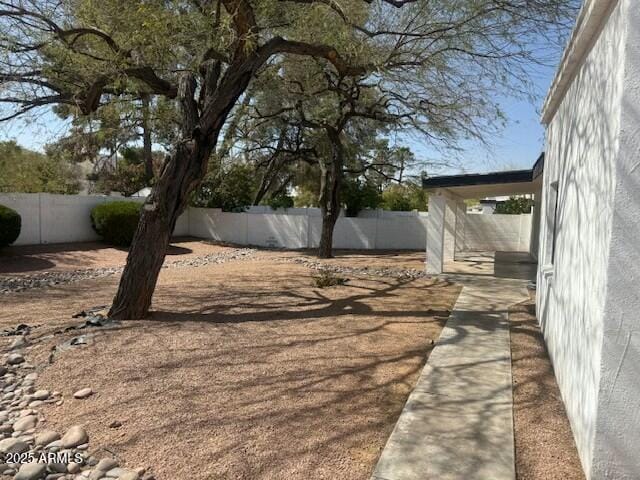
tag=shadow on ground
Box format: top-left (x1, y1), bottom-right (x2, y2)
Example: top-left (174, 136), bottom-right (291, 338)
top-left (4, 258), bottom-right (460, 480)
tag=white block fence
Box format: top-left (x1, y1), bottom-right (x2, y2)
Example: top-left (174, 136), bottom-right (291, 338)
top-left (0, 193), bottom-right (531, 251)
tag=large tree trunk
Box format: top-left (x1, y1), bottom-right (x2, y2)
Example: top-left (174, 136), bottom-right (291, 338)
top-left (108, 139), bottom-right (213, 319)
top-left (141, 94), bottom-right (154, 184)
top-left (318, 129), bottom-right (344, 258)
top-left (108, 68), bottom-right (250, 319)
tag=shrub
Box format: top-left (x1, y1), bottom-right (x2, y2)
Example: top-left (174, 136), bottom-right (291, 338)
top-left (0, 205), bottom-right (21, 248)
top-left (91, 201), bottom-right (142, 246)
top-left (313, 270), bottom-right (347, 288)
top-left (494, 197), bottom-right (534, 214)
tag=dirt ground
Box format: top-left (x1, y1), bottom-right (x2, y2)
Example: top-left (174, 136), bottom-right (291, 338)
top-left (0, 238), bottom-right (233, 275)
top-left (0, 243), bottom-right (459, 480)
top-left (510, 299), bottom-right (586, 480)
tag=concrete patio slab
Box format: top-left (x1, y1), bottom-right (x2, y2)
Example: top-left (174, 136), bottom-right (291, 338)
top-left (371, 275), bottom-right (529, 480)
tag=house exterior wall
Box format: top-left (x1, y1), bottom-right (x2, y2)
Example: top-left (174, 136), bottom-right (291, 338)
top-left (538, 1), bottom-right (629, 478)
top-left (592, 2), bottom-right (640, 478)
top-left (528, 190), bottom-right (542, 260)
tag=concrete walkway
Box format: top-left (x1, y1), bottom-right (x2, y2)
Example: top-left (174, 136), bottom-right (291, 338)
top-left (371, 275), bottom-right (529, 480)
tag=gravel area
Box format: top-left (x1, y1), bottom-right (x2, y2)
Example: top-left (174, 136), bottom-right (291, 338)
top-left (0, 247), bottom-right (460, 480)
top-left (0, 242), bottom-right (255, 294)
top-left (510, 299), bottom-right (585, 480)
top-left (286, 257), bottom-right (427, 280)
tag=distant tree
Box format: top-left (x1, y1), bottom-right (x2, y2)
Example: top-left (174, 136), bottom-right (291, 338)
top-left (293, 185), bottom-right (319, 208)
top-left (342, 178), bottom-right (381, 217)
top-left (381, 182), bottom-right (428, 212)
top-left (50, 95), bottom-right (173, 186)
top-left (92, 147), bottom-right (163, 196)
top-left (267, 194), bottom-right (295, 210)
top-left (0, 141), bottom-right (81, 194)
top-left (495, 197), bottom-right (534, 214)
top-left (192, 162), bottom-right (257, 212)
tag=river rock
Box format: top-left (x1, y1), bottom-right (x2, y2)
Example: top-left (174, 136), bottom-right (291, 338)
top-left (32, 390), bottom-right (50, 401)
top-left (73, 388), bottom-right (93, 399)
top-left (95, 458), bottom-right (118, 471)
top-left (9, 336), bottom-right (27, 350)
top-left (0, 437), bottom-right (28, 453)
top-left (14, 462), bottom-right (46, 480)
top-left (116, 470), bottom-right (140, 480)
top-left (6, 353), bottom-right (25, 365)
top-left (35, 430), bottom-right (60, 446)
top-left (13, 414), bottom-right (38, 431)
top-left (105, 468), bottom-right (139, 479)
top-left (61, 425), bottom-right (88, 448)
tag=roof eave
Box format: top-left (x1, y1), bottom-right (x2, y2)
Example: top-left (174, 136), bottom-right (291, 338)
top-left (541, 0), bottom-right (619, 125)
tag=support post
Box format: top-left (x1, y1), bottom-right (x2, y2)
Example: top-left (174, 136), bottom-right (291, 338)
top-left (455, 200), bottom-right (467, 254)
top-left (427, 192), bottom-right (460, 274)
top-left (443, 197), bottom-right (457, 262)
top-left (426, 194), bottom-right (446, 274)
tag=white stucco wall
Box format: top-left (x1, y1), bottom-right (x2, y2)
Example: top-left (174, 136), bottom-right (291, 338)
top-left (460, 214), bottom-right (531, 252)
top-left (591, 2), bottom-right (640, 478)
top-left (0, 193), bottom-right (187, 245)
top-left (538, 1), bottom-right (626, 477)
top-left (2, 194), bottom-right (529, 252)
top-left (195, 209), bottom-right (429, 250)
top-left (0, 193), bottom-right (41, 245)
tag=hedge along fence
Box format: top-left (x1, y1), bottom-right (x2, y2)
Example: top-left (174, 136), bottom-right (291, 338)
top-left (90, 201), bottom-right (142, 247)
top-left (0, 204), bottom-right (21, 248)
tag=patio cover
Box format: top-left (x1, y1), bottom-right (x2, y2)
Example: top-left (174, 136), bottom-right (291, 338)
top-left (422, 155), bottom-right (544, 274)
top-left (422, 154), bottom-right (544, 198)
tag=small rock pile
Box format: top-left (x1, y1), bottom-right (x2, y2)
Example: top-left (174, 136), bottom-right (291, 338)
top-left (161, 248), bottom-right (255, 269)
top-left (0, 352), bottom-right (151, 480)
top-left (288, 257), bottom-right (428, 280)
top-left (0, 248), bottom-right (256, 294)
top-left (0, 269), bottom-right (121, 294)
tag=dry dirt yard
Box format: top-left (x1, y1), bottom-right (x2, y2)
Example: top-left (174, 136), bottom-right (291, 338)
top-left (510, 299), bottom-right (585, 480)
top-left (0, 241), bottom-right (459, 480)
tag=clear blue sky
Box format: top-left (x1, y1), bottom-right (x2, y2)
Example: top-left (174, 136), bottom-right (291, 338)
top-left (408, 61), bottom-right (555, 176)
top-left (0, 65), bottom-right (556, 176)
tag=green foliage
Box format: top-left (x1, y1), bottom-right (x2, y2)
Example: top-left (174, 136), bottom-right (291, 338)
top-left (0, 141), bottom-right (82, 194)
top-left (90, 201), bottom-right (141, 246)
top-left (94, 161), bottom-right (146, 197)
top-left (267, 194), bottom-right (294, 210)
top-left (92, 147), bottom-right (161, 196)
top-left (0, 205), bottom-right (21, 248)
top-left (495, 197), bottom-right (534, 214)
top-left (380, 182), bottom-right (428, 212)
top-left (293, 185), bottom-right (319, 208)
top-left (191, 162), bottom-right (257, 212)
top-left (342, 178), bottom-right (381, 217)
top-left (313, 270), bottom-right (347, 288)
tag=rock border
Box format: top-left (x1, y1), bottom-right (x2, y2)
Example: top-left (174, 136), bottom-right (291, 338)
top-left (1, 249), bottom-right (255, 294)
top-left (0, 350), bottom-right (152, 480)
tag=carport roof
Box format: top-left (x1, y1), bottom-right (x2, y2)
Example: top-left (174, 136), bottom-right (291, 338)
top-left (422, 154), bottom-right (544, 199)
